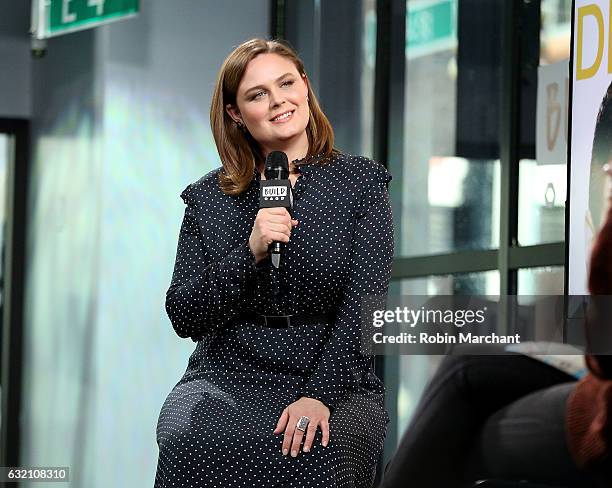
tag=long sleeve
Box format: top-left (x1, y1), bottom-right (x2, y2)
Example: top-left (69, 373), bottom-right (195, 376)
top-left (165, 184), bottom-right (262, 341)
top-left (298, 163), bottom-right (393, 412)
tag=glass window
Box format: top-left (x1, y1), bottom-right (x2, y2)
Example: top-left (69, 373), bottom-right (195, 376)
top-left (0, 134), bottom-right (8, 313)
top-left (398, 0), bottom-right (501, 257)
top-left (398, 268), bottom-right (500, 296)
top-left (540, 0), bottom-right (572, 65)
top-left (518, 0), bottom-right (571, 246)
top-left (391, 271), bottom-right (499, 438)
top-left (362, 0), bottom-right (377, 158)
top-left (518, 161), bottom-right (567, 245)
top-left (286, 0), bottom-right (377, 157)
top-left (517, 265), bottom-right (565, 295)
top-left (395, 354), bottom-right (444, 441)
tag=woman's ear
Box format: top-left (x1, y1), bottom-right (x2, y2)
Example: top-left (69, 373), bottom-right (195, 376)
top-left (225, 104), bottom-right (241, 124)
top-left (300, 73), bottom-right (310, 99)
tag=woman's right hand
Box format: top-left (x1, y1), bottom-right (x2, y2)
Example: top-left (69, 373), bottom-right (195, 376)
top-left (249, 208), bottom-right (299, 263)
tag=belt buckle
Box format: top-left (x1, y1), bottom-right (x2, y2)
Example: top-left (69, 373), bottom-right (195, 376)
top-left (263, 314), bottom-right (294, 328)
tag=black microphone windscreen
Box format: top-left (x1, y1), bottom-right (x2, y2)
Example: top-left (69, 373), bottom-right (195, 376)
top-left (264, 151), bottom-right (289, 180)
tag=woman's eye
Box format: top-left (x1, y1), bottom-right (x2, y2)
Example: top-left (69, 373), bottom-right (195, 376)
top-left (251, 91), bottom-right (265, 100)
top-left (281, 80), bottom-right (294, 87)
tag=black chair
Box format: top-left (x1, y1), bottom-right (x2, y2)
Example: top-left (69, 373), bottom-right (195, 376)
top-left (382, 459), bottom-right (573, 488)
top-left (472, 481), bottom-right (569, 488)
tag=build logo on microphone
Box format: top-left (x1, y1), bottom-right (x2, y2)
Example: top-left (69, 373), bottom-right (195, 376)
top-left (263, 186), bottom-right (287, 200)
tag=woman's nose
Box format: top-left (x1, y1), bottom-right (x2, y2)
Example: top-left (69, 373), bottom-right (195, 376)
top-left (269, 88), bottom-right (285, 108)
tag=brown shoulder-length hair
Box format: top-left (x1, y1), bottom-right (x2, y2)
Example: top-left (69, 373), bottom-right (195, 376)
top-left (210, 38), bottom-right (337, 195)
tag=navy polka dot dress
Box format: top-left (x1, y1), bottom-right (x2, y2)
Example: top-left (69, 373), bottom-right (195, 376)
top-left (155, 153), bottom-right (393, 487)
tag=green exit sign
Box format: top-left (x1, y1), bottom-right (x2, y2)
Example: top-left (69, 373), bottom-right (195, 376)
top-left (407, 0), bottom-right (457, 59)
top-left (32, 0), bottom-right (139, 39)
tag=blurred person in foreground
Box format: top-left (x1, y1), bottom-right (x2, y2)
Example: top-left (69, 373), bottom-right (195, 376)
top-left (381, 121), bottom-right (612, 488)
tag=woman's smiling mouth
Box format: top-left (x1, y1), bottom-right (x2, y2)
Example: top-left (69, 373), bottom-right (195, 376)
top-left (270, 110), bottom-right (294, 123)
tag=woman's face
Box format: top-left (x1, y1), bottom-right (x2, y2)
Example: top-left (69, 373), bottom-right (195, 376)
top-left (227, 53), bottom-right (310, 152)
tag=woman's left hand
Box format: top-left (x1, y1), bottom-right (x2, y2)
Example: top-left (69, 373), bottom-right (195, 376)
top-left (273, 396), bottom-right (330, 457)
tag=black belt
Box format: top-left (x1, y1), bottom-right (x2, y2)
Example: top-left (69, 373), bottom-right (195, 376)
top-left (244, 313), bottom-right (332, 329)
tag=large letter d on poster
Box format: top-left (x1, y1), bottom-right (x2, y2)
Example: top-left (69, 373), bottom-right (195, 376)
top-left (577, 3), bottom-right (604, 80)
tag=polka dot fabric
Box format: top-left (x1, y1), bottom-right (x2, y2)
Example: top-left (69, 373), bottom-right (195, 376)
top-left (155, 153), bottom-right (394, 487)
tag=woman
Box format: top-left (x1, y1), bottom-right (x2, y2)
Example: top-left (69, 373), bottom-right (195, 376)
top-left (154, 38), bottom-right (393, 488)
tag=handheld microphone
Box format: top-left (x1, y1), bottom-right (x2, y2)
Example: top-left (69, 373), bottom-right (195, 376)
top-left (259, 151), bottom-right (293, 268)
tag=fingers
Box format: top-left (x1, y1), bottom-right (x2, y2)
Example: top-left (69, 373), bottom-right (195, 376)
top-left (251, 208), bottom-right (300, 258)
top-left (268, 222), bottom-right (293, 235)
top-left (273, 408), bottom-right (288, 435)
top-left (290, 425), bottom-right (305, 457)
top-left (255, 216), bottom-right (292, 230)
top-left (302, 422), bottom-right (317, 453)
top-left (276, 398), bottom-right (331, 458)
top-left (280, 418), bottom-right (329, 457)
top-left (264, 222), bottom-right (293, 245)
top-left (320, 419), bottom-right (330, 448)
top-left (281, 420), bottom-right (296, 457)
top-left (261, 209), bottom-right (299, 225)
top-left (267, 218), bottom-right (295, 234)
top-left (267, 214), bottom-right (292, 225)
top-left (266, 232), bottom-right (290, 244)
top-left (257, 210), bottom-right (298, 243)
top-left (264, 207), bottom-right (292, 216)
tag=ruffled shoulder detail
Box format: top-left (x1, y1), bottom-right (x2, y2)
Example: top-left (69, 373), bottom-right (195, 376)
top-left (342, 153), bottom-right (392, 185)
top-left (375, 160), bottom-right (392, 188)
top-left (347, 155), bottom-right (392, 218)
top-left (179, 167), bottom-right (224, 206)
top-left (180, 183), bottom-right (195, 206)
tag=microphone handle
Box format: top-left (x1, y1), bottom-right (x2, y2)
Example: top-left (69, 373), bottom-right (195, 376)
top-left (270, 241), bottom-right (284, 268)
top-left (270, 201), bottom-right (292, 261)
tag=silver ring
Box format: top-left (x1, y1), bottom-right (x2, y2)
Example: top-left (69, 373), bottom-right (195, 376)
top-left (296, 416), bottom-right (310, 432)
